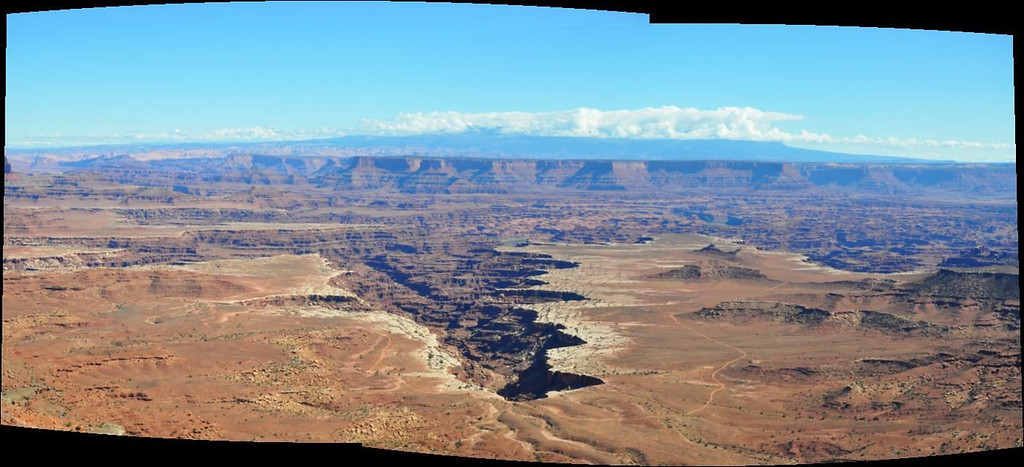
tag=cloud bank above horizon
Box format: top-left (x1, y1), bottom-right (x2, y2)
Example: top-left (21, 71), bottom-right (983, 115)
top-left (362, 107), bottom-right (1014, 161)
top-left (9, 106), bottom-right (1014, 162)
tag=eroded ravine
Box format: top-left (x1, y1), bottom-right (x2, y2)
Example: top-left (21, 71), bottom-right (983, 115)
top-left (358, 246), bottom-right (608, 400)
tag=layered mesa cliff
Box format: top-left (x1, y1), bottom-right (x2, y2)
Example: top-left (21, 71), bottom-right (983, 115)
top-left (34, 154), bottom-right (1016, 196)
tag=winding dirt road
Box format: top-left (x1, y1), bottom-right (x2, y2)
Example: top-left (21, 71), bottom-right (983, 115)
top-left (669, 313), bottom-right (748, 416)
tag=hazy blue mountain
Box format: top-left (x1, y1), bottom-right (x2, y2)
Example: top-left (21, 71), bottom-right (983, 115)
top-left (7, 132), bottom-right (951, 164)
top-left (302, 132), bottom-right (937, 163)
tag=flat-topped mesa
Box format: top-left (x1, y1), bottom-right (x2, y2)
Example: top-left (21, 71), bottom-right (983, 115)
top-left (694, 300), bottom-right (950, 336)
top-left (235, 293), bottom-right (366, 311)
top-left (902, 269), bottom-right (1020, 302)
top-left (317, 159), bottom-right (1017, 194)
top-left (697, 244), bottom-right (742, 257)
top-left (892, 270), bottom-right (1021, 327)
top-left (43, 155), bottom-right (1018, 196)
top-left (695, 301), bottom-right (833, 325)
top-left (652, 264), bottom-right (766, 281)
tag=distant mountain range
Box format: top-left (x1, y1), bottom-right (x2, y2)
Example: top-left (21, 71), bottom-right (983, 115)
top-left (301, 133), bottom-right (941, 163)
top-left (5, 132), bottom-right (955, 164)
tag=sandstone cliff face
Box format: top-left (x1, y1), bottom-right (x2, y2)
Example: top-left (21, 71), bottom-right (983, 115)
top-left (695, 301), bottom-right (949, 336)
top-left (905, 269), bottom-right (1019, 302)
top-left (695, 268), bottom-right (1020, 333)
top-left (49, 155), bottom-right (1017, 196)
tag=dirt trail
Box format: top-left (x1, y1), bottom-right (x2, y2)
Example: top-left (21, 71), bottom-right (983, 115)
top-left (745, 281), bottom-right (789, 300)
top-left (368, 334), bottom-right (392, 372)
top-left (669, 313), bottom-right (747, 416)
top-left (665, 281), bottom-right (783, 415)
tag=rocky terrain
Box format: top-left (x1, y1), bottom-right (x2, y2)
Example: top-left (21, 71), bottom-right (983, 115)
top-left (653, 263), bottom-right (767, 280)
top-left (3, 154), bottom-right (1019, 463)
top-left (696, 268), bottom-right (1020, 332)
top-left (4, 155), bottom-right (1016, 275)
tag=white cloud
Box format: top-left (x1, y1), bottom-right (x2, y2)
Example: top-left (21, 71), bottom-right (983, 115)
top-left (361, 106), bottom-right (809, 141)
top-left (9, 107), bottom-right (1014, 162)
top-left (362, 106), bottom-right (1015, 161)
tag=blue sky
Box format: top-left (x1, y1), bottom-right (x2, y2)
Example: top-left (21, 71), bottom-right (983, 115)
top-left (5, 2), bottom-right (1015, 161)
